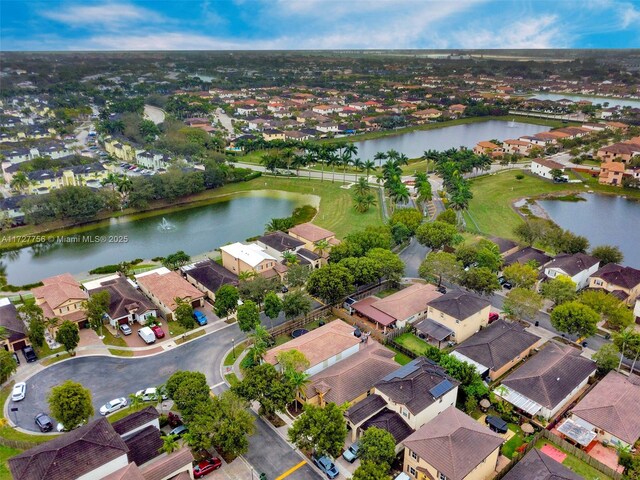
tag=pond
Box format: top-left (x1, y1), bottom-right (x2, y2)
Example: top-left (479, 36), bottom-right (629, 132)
top-left (353, 120), bottom-right (550, 162)
top-left (537, 193), bottom-right (640, 268)
top-left (530, 93), bottom-right (640, 109)
top-left (1, 190), bottom-right (318, 285)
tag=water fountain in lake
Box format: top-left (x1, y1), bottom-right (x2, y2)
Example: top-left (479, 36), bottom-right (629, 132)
top-left (508, 119), bottom-right (516, 128)
top-left (158, 217), bottom-right (176, 231)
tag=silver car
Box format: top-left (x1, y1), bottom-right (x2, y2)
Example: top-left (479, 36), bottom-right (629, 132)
top-left (99, 397), bottom-right (128, 415)
top-left (120, 324), bottom-right (132, 336)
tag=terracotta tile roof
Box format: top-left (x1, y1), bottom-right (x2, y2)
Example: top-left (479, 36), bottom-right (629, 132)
top-left (263, 320), bottom-right (360, 368)
top-left (453, 319), bottom-right (540, 373)
top-left (124, 426), bottom-right (163, 466)
top-left (375, 357), bottom-right (459, 415)
top-left (501, 342), bottom-right (596, 410)
top-left (136, 271), bottom-right (204, 311)
top-left (402, 406), bottom-right (503, 480)
top-left (600, 161), bottom-right (626, 173)
top-left (112, 406), bottom-right (159, 437)
top-left (372, 283), bottom-right (442, 321)
top-left (8, 418), bottom-right (129, 480)
top-left (572, 371), bottom-right (640, 445)
top-left (305, 342), bottom-right (398, 404)
top-left (427, 291), bottom-right (490, 321)
top-left (101, 463), bottom-right (146, 480)
top-left (502, 448), bottom-right (582, 480)
top-left (592, 263), bottom-right (640, 290)
top-left (352, 296), bottom-right (396, 327)
top-left (345, 393), bottom-right (387, 425)
top-left (361, 408), bottom-right (414, 444)
top-left (140, 448), bottom-right (193, 480)
top-left (32, 273), bottom-right (88, 309)
top-left (599, 142), bottom-right (640, 155)
top-left (288, 223), bottom-right (335, 243)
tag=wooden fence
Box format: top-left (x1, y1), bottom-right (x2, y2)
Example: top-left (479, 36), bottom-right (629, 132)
top-left (495, 429), bottom-right (623, 480)
top-left (267, 305), bottom-right (332, 339)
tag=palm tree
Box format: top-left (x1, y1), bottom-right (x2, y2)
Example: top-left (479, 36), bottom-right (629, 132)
top-left (353, 192), bottom-right (377, 213)
top-left (287, 370), bottom-right (310, 411)
top-left (159, 434), bottom-right (179, 454)
top-left (46, 317), bottom-right (61, 337)
top-left (128, 392), bottom-right (143, 410)
top-left (615, 328), bottom-right (636, 372)
top-left (248, 325), bottom-right (270, 362)
top-left (291, 153), bottom-right (306, 178)
top-left (238, 270), bottom-right (257, 281)
top-left (327, 151), bottom-right (340, 183)
top-left (314, 239), bottom-right (330, 258)
top-left (101, 172), bottom-right (119, 191)
top-left (353, 177), bottom-right (371, 197)
top-left (342, 143), bottom-right (358, 184)
top-left (373, 151), bottom-right (387, 167)
top-left (352, 157), bottom-right (364, 173)
top-left (389, 183), bottom-right (410, 207)
top-left (282, 251), bottom-right (299, 266)
top-left (396, 153), bottom-right (409, 166)
top-left (10, 171), bottom-right (30, 194)
top-left (155, 384), bottom-right (168, 413)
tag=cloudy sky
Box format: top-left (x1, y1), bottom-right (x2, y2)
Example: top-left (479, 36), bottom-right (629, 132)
top-left (1, 0), bottom-right (639, 51)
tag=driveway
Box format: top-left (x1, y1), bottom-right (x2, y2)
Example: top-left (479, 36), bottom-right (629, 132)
top-left (399, 238), bottom-right (430, 278)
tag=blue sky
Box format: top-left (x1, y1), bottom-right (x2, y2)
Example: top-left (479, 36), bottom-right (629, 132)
top-left (1, 0), bottom-right (639, 51)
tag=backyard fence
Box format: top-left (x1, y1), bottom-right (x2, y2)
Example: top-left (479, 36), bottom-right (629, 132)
top-left (494, 429), bottom-right (622, 480)
top-left (267, 305), bottom-right (332, 339)
top-left (0, 435), bottom-right (42, 450)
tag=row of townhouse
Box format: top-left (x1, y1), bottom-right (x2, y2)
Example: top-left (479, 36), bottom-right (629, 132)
top-left (1, 141), bottom-right (73, 164)
top-left (103, 136), bottom-right (175, 170)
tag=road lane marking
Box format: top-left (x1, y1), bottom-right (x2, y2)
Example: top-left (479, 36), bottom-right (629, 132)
top-left (275, 460), bottom-right (307, 480)
top-left (210, 381), bottom-right (226, 389)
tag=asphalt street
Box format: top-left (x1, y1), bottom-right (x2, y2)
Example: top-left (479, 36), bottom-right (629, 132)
top-left (399, 238), bottom-right (430, 278)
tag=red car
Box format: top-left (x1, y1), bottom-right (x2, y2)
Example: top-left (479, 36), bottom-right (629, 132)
top-left (488, 312), bottom-right (500, 324)
top-left (150, 325), bottom-right (165, 338)
top-left (193, 457), bottom-right (222, 478)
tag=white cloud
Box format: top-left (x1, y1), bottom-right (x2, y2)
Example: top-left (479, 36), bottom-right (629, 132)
top-left (77, 32), bottom-right (284, 50)
top-left (619, 3), bottom-right (640, 28)
top-left (42, 2), bottom-right (163, 28)
top-left (452, 15), bottom-right (568, 49)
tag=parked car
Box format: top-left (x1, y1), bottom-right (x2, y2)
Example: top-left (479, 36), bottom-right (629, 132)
top-left (120, 324), bottom-right (132, 336)
top-left (138, 326), bottom-right (156, 344)
top-left (169, 424), bottom-right (188, 438)
top-left (436, 285), bottom-right (447, 294)
top-left (12, 352), bottom-right (20, 365)
top-left (22, 346), bottom-right (37, 363)
top-left (503, 281), bottom-right (513, 290)
top-left (34, 413), bottom-right (53, 432)
top-left (150, 325), bottom-right (165, 338)
top-left (99, 397), bottom-right (128, 415)
top-left (193, 311), bottom-right (208, 326)
top-left (56, 420), bottom-right (86, 432)
top-left (281, 285), bottom-right (289, 293)
top-left (135, 387), bottom-right (168, 402)
top-left (11, 382), bottom-right (26, 402)
top-left (342, 442), bottom-right (360, 463)
top-left (312, 455), bottom-right (339, 479)
top-left (488, 312), bottom-right (500, 324)
top-left (193, 457), bottom-right (222, 478)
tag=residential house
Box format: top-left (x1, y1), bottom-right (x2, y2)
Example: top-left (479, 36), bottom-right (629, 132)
top-left (494, 342), bottom-right (596, 420)
top-left (589, 263), bottom-right (640, 305)
top-left (316, 122), bottom-right (340, 133)
top-left (312, 104), bottom-right (343, 114)
top-left (27, 163), bottom-right (109, 194)
top-left (0, 194), bottom-right (26, 226)
top-left (112, 406), bottom-right (160, 439)
top-left (220, 242), bottom-right (277, 276)
top-left (84, 274), bottom-right (158, 328)
top-left (136, 150), bottom-right (171, 171)
top-left (597, 141), bottom-right (640, 164)
top-left (373, 357), bottom-right (459, 431)
top-left (32, 273), bottom-right (88, 328)
top-left (503, 246), bottom-right (551, 268)
top-left (104, 138), bottom-right (136, 162)
top-left (0, 297), bottom-right (29, 352)
top-left (489, 236), bottom-right (520, 257)
top-left (287, 222), bottom-right (338, 253)
top-left (262, 129), bottom-right (285, 141)
top-left (352, 283), bottom-right (443, 332)
top-left (263, 320), bottom-right (361, 376)
top-left (401, 406), bottom-right (504, 480)
top-left (598, 161), bottom-right (626, 186)
top-left (3, 147), bottom-right (35, 164)
top-left (134, 268), bottom-right (204, 321)
top-left (503, 139), bottom-right (532, 155)
top-left (473, 141), bottom-right (504, 158)
top-left (451, 319), bottom-right (542, 381)
top-left (300, 342), bottom-right (398, 407)
top-left (543, 253), bottom-right (600, 290)
top-left (448, 104), bottom-right (466, 116)
top-left (502, 448), bottom-right (582, 480)
top-left (530, 158), bottom-right (565, 180)
top-left (181, 259), bottom-right (238, 302)
top-left (361, 407), bottom-right (415, 449)
top-left (413, 109), bottom-right (442, 121)
top-left (560, 371), bottom-right (640, 449)
top-left (414, 291), bottom-right (491, 346)
top-left (256, 231), bottom-right (305, 261)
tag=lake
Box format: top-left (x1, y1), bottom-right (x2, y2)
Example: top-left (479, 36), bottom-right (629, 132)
top-left (353, 120), bottom-right (550, 162)
top-left (537, 193), bottom-right (640, 268)
top-left (530, 92), bottom-right (640, 109)
top-left (1, 190), bottom-right (317, 285)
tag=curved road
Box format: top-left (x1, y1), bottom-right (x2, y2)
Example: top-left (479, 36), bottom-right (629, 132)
top-left (11, 323), bottom-right (237, 432)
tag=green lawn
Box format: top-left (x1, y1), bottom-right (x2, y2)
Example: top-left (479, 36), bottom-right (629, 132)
top-left (0, 445), bottom-right (21, 480)
top-left (502, 424), bottom-right (525, 459)
top-left (108, 348), bottom-right (134, 357)
top-left (34, 342), bottom-right (65, 359)
top-left (376, 287), bottom-right (403, 298)
top-left (101, 328), bottom-right (128, 348)
top-left (534, 439), bottom-right (613, 480)
top-left (224, 345), bottom-right (246, 366)
top-left (175, 330), bottom-right (206, 344)
top-left (385, 346), bottom-right (413, 365)
top-left (394, 333), bottom-right (431, 356)
top-left (106, 403), bottom-right (149, 423)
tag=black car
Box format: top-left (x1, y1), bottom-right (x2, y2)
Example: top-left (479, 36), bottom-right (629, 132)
top-left (503, 281), bottom-right (513, 290)
top-left (436, 285), bottom-right (447, 294)
top-left (35, 413), bottom-right (54, 432)
top-left (22, 346), bottom-right (37, 363)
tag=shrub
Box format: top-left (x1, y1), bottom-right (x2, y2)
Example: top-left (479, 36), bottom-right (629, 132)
top-left (515, 174), bottom-right (525, 180)
top-left (159, 414), bottom-right (169, 428)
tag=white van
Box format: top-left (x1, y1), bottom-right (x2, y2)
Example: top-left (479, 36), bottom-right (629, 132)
top-left (138, 326), bottom-right (156, 344)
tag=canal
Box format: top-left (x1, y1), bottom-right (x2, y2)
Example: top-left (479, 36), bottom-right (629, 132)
top-left (353, 120), bottom-right (550, 162)
top-left (1, 191), bottom-right (317, 285)
top-left (537, 193), bottom-right (640, 269)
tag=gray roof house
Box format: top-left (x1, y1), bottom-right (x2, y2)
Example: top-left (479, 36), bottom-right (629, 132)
top-left (502, 448), bottom-right (582, 480)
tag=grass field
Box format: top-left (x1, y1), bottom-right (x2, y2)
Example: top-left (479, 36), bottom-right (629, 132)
top-left (534, 439), bottom-right (613, 480)
top-left (385, 345), bottom-right (413, 365)
top-left (394, 333), bottom-right (431, 356)
top-left (502, 424), bottom-right (526, 459)
top-left (464, 170), bottom-right (586, 239)
top-left (0, 445), bottom-right (21, 480)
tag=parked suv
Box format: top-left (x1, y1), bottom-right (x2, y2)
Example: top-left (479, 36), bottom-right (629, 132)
top-left (34, 413), bottom-right (53, 432)
top-left (193, 311), bottom-right (208, 326)
top-left (342, 442), bottom-right (360, 463)
top-left (312, 455), bottom-right (339, 479)
top-left (22, 346), bottom-right (37, 363)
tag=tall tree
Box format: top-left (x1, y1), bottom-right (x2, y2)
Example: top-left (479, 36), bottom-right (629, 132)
top-left (502, 263), bottom-right (538, 289)
top-left (0, 349), bottom-right (17, 384)
top-left (503, 288), bottom-right (543, 323)
top-left (214, 285), bottom-right (240, 318)
top-left (352, 462), bottom-right (391, 480)
top-left (174, 298), bottom-right (195, 329)
top-left (418, 251), bottom-right (464, 286)
top-left (263, 291), bottom-right (282, 329)
top-left (541, 276), bottom-right (577, 305)
top-left (233, 363), bottom-right (295, 417)
top-left (83, 290), bottom-right (110, 337)
top-left (55, 320), bottom-right (80, 355)
top-left (592, 343), bottom-right (619, 374)
top-left (307, 264), bottom-right (354, 305)
top-left (359, 426), bottom-right (396, 467)
top-left (288, 402), bottom-right (348, 458)
top-left (282, 291), bottom-right (312, 320)
top-left (590, 245), bottom-right (623, 266)
top-left (237, 300), bottom-right (260, 333)
top-left (416, 221), bottom-right (460, 250)
top-left (550, 301), bottom-right (599, 339)
top-left (48, 380), bottom-right (94, 431)
top-left (461, 267), bottom-right (501, 296)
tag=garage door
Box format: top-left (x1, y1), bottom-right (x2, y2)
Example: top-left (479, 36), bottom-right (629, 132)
top-left (191, 299), bottom-right (202, 308)
top-left (12, 340), bottom-right (27, 351)
top-left (118, 318), bottom-right (129, 325)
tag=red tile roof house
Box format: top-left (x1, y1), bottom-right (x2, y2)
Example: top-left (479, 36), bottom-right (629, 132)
top-left (351, 283), bottom-right (442, 333)
top-left (493, 342), bottom-right (596, 421)
top-left (588, 263), bottom-right (640, 305)
top-left (134, 267), bottom-right (205, 321)
top-left (32, 273), bottom-right (89, 329)
top-left (598, 161), bottom-right (626, 186)
top-left (401, 406), bottom-right (504, 480)
top-left (264, 320), bottom-right (362, 376)
top-left (557, 371), bottom-right (640, 451)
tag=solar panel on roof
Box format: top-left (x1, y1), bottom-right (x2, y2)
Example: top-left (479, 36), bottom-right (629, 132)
top-left (382, 359), bottom-right (420, 381)
top-left (429, 379), bottom-right (454, 398)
